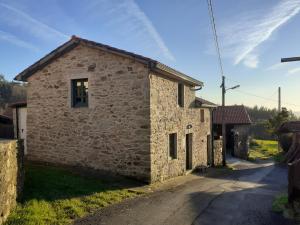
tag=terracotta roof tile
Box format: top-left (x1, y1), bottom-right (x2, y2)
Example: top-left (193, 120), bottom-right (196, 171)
top-left (213, 105), bottom-right (252, 125)
top-left (278, 121), bottom-right (300, 133)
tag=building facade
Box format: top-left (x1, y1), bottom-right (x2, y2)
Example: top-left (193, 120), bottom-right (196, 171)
top-left (15, 36), bottom-right (211, 183)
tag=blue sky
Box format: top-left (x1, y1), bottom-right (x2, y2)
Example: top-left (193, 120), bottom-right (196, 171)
top-left (1, 0), bottom-right (300, 111)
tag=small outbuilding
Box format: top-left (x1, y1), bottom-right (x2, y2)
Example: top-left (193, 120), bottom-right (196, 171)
top-left (213, 105), bottom-right (252, 159)
top-left (0, 114), bottom-right (14, 139)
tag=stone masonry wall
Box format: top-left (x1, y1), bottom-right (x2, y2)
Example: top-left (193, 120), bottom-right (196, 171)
top-left (26, 44), bottom-right (151, 182)
top-left (150, 72), bottom-right (210, 182)
top-left (0, 140), bottom-right (24, 225)
top-left (233, 125), bottom-right (250, 159)
top-left (213, 139), bottom-right (223, 166)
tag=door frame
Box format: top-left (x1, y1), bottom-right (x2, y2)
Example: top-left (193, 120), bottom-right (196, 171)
top-left (186, 133), bottom-right (193, 170)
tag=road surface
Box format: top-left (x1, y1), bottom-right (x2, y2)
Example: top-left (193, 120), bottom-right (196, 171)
top-left (74, 159), bottom-right (295, 225)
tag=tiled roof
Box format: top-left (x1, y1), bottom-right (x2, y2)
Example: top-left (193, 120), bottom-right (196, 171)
top-left (195, 97), bottom-right (217, 108)
top-left (213, 105), bottom-right (252, 125)
top-left (9, 101), bottom-right (27, 108)
top-left (15, 36), bottom-right (203, 86)
top-left (278, 121), bottom-right (300, 133)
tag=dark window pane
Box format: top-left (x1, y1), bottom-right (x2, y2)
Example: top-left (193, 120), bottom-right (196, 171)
top-left (169, 133), bottom-right (177, 159)
top-left (178, 83), bottom-right (184, 107)
top-left (201, 109), bottom-right (205, 122)
top-left (72, 78), bottom-right (88, 107)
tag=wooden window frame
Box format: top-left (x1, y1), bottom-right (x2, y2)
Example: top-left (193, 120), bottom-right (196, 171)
top-left (71, 78), bottom-right (89, 108)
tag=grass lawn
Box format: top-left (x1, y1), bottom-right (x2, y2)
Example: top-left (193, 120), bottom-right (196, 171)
top-left (248, 139), bottom-right (284, 162)
top-left (5, 164), bottom-right (143, 225)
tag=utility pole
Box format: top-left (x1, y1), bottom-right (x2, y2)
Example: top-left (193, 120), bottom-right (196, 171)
top-left (278, 87), bottom-right (281, 112)
top-left (221, 76), bottom-right (226, 166)
top-left (220, 76), bottom-right (240, 166)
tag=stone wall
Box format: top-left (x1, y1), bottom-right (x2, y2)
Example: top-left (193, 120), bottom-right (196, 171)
top-left (213, 139), bottom-right (223, 166)
top-left (150, 72), bottom-right (210, 182)
top-left (26, 44), bottom-right (151, 182)
top-left (0, 140), bottom-right (24, 225)
top-left (233, 125), bottom-right (250, 159)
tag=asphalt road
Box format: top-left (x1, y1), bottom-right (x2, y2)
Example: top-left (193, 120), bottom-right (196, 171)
top-left (74, 160), bottom-right (295, 225)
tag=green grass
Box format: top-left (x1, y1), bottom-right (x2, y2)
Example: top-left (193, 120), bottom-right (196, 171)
top-left (5, 164), bottom-right (143, 225)
top-left (248, 139), bottom-right (284, 162)
top-left (272, 194), bottom-right (288, 213)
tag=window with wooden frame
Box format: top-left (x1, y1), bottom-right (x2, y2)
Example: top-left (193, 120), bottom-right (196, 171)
top-left (169, 133), bottom-right (177, 159)
top-left (72, 79), bottom-right (88, 107)
top-left (200, 109), bottom-right (205, 122)
top-left (178, 83), bottom-right (184, 107)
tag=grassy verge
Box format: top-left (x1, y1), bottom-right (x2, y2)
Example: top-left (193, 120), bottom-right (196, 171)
top-left (272, 194), bottom-right (300, 220)
top-left (248, 139), bottom-right (284, 162)
top-left (5, 164), bottom-right (143, 225)
top-left (272, 194), bottom-right (288, 213)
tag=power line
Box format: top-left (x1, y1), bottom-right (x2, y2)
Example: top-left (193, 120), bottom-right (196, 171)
top-left (233, 89), bottom-right (300, 108)
top-left (206, 0), bottom-right (224, 76)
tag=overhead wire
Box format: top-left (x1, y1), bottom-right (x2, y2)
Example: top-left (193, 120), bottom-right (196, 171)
top-left (206, 0), bottom-right (224, 77)
top-left (232, 89), bottom-right (300, 109)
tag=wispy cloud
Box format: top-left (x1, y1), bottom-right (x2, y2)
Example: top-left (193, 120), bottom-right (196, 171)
top-left (287, 67), bottom-right (300, 76)
top-left (85, 0), bottom-right (175, 61)
top-left (121, 0), bottom-right (175, 61)
top-left (0, 2), bottom-right (68, 41)
top-left (242, 54), bottom-right (259, 68)
top-left (219, 0), bottom-right (300, 68)
top-left (0, 30), bottom-right (38, 51)
top-left (266, 62), bottom-right (291, 71)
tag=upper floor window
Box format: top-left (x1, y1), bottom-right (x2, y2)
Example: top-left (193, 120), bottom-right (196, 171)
top-left (169, 133), bottom-right (177, 159)
top-left (178, 83), bottom-right (184, 107)
top-left (200, 109), bottom-right (205, 122)
top-left (72, 79), bottom-right (88, 107)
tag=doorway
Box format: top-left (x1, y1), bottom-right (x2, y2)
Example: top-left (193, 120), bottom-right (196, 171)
top-left (186, 133), bottom-right (193, 170)
top-left (17, 107), bottom-right (27, 154)
top-left (207, 135), bottom-right (212, 165)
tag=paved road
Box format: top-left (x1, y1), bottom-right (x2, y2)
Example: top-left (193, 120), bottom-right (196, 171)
top-left (74, 160), bottom-right (295, 225)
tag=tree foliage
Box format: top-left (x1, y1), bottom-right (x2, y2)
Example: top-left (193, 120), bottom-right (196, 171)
top-left (246, 105), bottom-right (298, 140)
top-left (266, 107), bottom-right (294, 137)
top-left (0, 74), bottom-right (27, 109)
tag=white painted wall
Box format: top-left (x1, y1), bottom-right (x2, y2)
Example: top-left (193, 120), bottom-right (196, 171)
top-left (18, 107), bottom-right (27, 154)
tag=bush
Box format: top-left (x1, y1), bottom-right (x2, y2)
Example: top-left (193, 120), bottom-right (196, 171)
top-left (249, 139), bottom-right (259, 148)
top-left (278, 133), bottom-right (293, 152)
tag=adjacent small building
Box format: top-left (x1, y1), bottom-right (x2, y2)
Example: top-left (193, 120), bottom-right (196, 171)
top-left (213, 105), bottom-right (252, 159)
top-left (0, 115), bottom-right (13, 139)
top-left (14, 36), bottom-right (212, 183)
top-left (10, 101), bottom-right (27, 153)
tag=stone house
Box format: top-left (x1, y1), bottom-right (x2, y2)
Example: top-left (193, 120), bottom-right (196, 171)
top-left (14, 36), bottom-right (211, 183)
top-left (213, 105), bottom-right (252, 159)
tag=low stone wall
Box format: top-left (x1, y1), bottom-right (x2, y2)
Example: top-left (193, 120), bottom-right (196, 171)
top-left (213, 139), bottom-right (223, 166)
top-left (0, 140), bottom-right (24, 225)
top-left (233, 125), bottom-right (250, 160)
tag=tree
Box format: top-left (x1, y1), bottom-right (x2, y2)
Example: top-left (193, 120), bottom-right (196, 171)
top-left (0, 74), bottom-right (12, 108)
top-left (0, 74), bottom-right (27, 108)
top-left (266, 107), bottom-right (291, 137)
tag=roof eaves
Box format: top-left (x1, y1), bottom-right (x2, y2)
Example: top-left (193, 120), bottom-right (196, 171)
top-left (154, 62), bottom-right (203, 87)
top-left (14, 35), bottom-right (204, 87)
top-left (15, 39), bottom-right (79, 81)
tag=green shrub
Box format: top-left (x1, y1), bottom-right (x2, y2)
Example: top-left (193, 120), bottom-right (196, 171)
top-left (278, 133), bottom-right (293, 152)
